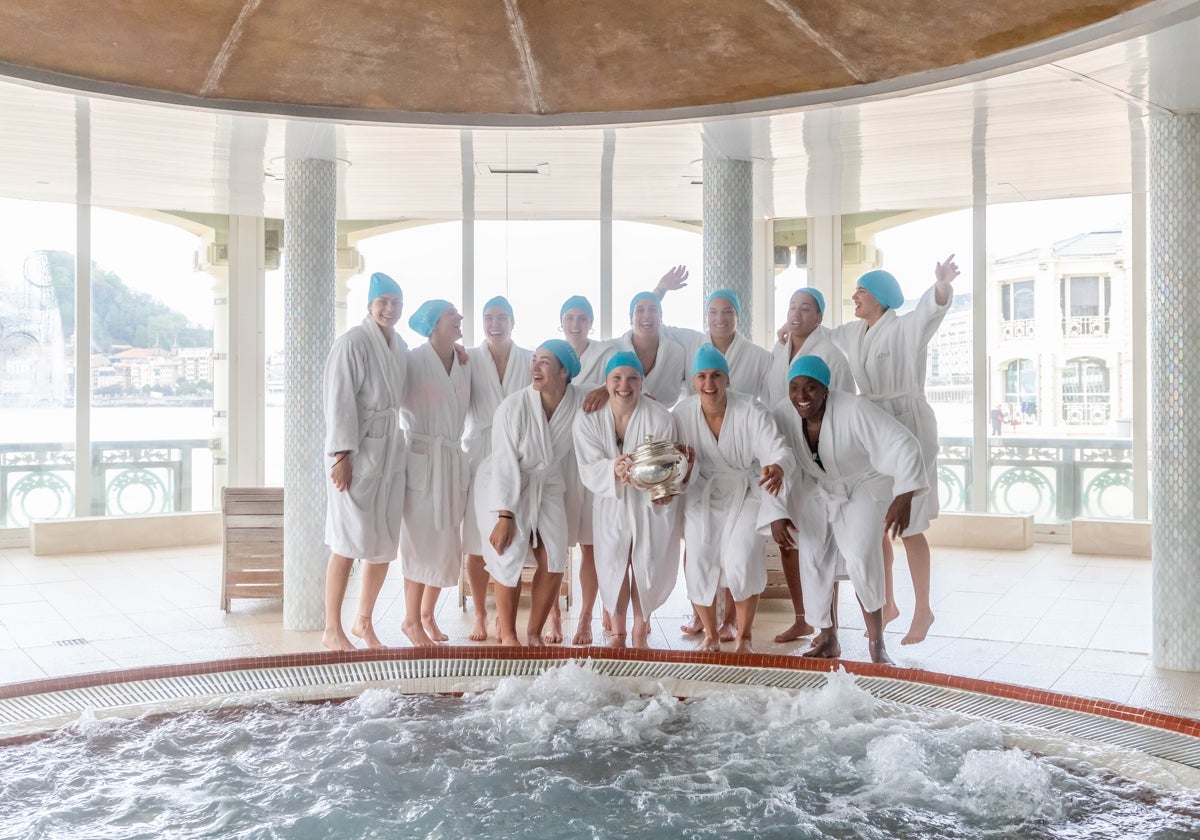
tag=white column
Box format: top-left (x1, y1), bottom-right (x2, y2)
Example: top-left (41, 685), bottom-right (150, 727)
top-left (702, 152), bottom-right (754, 336)
top-left (1149, 112), bottom-right (1200, 671)
top-left (227, 214), bottom-right (266, 488)
top-left (282, 124), bottom-right (337, 632)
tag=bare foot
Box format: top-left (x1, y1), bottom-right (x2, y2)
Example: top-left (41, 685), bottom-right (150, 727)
top-left (401, 621), bottom-right (436, 647)
top-left (732, 637), bottom-right (754, 654)
top-left (867, 602), bottom-right (903, 637)
top-left (350, 615), bottom-right (386, 649)
top-left (421, 614), bottom-right (449, 643)
top-left (322, 628), bottom-right (357, 652)
top-left (631, 622), bottom-right (651, 650)
top-left (774, 617), bottom-right (815, 643)
top-left (602, 610), bottom-right (613, 635)
top-left (545, 612), bottom-right (564, 644)
top-left (901, 609), bottom-right (935, 646)
top-left (800, 629), bottom-right (841, 659)
top-left (680, 614), bottom-right (703, 635)
top-left (869, 636), bottom-right (895, 665)
top-left (607, 633), bottom-right (627, 649)
top-left (572, 614), bottom-right (594, 646)
top-left (469, 612), bottom-right (489, 642)
top-left (700, 634), bottom-right (721, 652)
top-left (718, 620), bottom-right (737, 642)
top-left (498, 634), bottom-right (522, 647)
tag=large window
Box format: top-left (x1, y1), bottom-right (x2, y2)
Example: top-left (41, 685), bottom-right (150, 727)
top-left (612, 222), bottom-right (703, 337)
top-left (0, 199), bottom-right (75, 527)
top-left (986, 195), bottom-right (1131, 522)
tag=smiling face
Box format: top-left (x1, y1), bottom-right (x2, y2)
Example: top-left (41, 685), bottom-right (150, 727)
top-left (606, 365), bottom-right (643, 405)
top-left (431, 305), bottom-right (464, 343)
top-left (706, 298), bottom-right (738, 342)
top-left (482, 305), bottom-right (513, 346)
top-left (786, 291), bottom-right (822, 342)
top-left (630, 297), bottom-right (662, 338)
top-left (693, 367), bottom-right (729, 406)
top-left (530, 348), bottom-right (567, 392)
top-left (368, 293), bottom-right (403, 330)
top-left (852, 286), bottom-right (886, 321)
top-left (789, 375), bottom-right (828, 421)
top-left (561, 307), bottom-right (592, 344)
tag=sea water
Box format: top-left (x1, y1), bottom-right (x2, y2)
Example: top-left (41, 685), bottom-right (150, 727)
top-left (2, 664), bottom-right (1198, 839)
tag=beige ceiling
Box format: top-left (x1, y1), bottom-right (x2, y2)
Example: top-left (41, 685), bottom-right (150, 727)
top-left (0, 0), bottom-right (1161, 123)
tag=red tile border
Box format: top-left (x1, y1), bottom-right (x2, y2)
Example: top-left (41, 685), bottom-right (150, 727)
top-left (2, 646), bottom-right (1198, 737)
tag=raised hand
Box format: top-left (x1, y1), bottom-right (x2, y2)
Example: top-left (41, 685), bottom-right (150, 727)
top-left (935, 254), bottom-right (960, 287)
top-left (655, 265), bottom-right (689, 295)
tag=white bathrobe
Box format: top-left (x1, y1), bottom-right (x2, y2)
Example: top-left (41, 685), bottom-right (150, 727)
top-left (462, 342), bottom-right (533, 554)
top-left (560, 339), bottom-right (619, 546)
top-left (399, 342), bottom-right (472, 588)
top-left (828, 285), bottom-right (951, 534)
top-left (672, 391), bottom-right (793, 603)
top-left (766, 326), bottom-right (857, 408)
top-left (661, 326), bottom-right (773, 401)
top-left (474, 384), bottom-right (581, 586)
top-left (322, 317), bottom-right (408, 562)
top-left (573, 339), bottom-right (617, 391)
top-left (616, 331), bottom-right (687, 407)
top-left (572, 397), bottom-right (682, 620)
top-left (761, 390), bottom-right (928, 627)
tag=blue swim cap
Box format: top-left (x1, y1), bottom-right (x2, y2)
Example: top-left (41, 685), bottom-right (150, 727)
top-left (792, 287), bottom-right (825, 314)
top-left (604, 350), bottom-right (644, 377)
top-left (787, 354), bottom-right (831, 388)
top-left (560, 295), bottom-right (594, 321)
top-left (628, 291), bottom-right (661, 320)
top-left (705, 289), bottom-right (742, 316)
top-left (408, 299), bottom-right (453, 337)
top-left (856, 270), bottom-right (904, 310)
top-left (367, 272), bottom-right (403, 304)
top-left (482, 295), bottom-right (515, 323)
top-left (537, 339), bottom-right (581, 382)
top-left (691, 343), bottom-right (730, 377)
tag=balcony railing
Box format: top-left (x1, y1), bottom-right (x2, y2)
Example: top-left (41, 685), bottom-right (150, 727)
top-left (937, 436), bottom-right (1134, 523)
top-left (1, 439), bottom-right (215, 528)
top-left (1000, 318), bottom-right (1036, 340)
top-left (1062, 315), bottom-right (1110, 337)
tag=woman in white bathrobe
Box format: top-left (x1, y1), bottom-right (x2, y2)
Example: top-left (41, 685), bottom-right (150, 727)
top-left (475, 340), bottom-right (582, 646)
top-left (461, 296), bottom-right (533, 642)
top-left (651, 268), bottom-right (774, 402)
top-left (559, 295), bottom-right (613, 645)
top-left (672, 344), bottom-right (791, 653)
top-left (321, 272), bottom-right (408, 652)
top-left (398, 300), bottom-right (471, 647)
top-left (761, 355), bottom-right (928, 665)
top-left (573, 351), bottom-right (692, 649)
top-left (827, 256), bottom-right (959, 646)
top-left (616, 292), bottom-right (687, 406)
top-left (768, 287), bottom-right (856, 644)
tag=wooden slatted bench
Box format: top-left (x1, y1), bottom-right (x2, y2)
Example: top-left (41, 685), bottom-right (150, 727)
top-left (221, 487), bottom-right (284, 610)
top-left (458, 551), bottom-right (574, 609)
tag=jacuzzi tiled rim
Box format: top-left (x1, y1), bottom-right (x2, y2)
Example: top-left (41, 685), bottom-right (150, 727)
top-left (3, 647), bottom-right (1199, 778)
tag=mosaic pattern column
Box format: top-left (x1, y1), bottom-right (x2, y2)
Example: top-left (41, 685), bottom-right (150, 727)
top-left (1150, 112), bottom-right (1200, 671)
top-left (283, 154), bottom-right (336, 631)
top-left (702, 152), bottom-right (754, 337)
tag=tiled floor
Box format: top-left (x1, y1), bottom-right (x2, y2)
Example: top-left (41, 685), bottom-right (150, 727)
top-left (1, 541), bottom-right (1193, 719)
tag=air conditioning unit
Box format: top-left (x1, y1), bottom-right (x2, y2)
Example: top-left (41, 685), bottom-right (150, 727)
top-left (842, 242), bottom-right (868, 265)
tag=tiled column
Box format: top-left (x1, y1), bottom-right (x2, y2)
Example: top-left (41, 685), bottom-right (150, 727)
top-left (1150, 112), bottom-right (1200, 671)
top-left (703, 152), bottom-right (754, 337)
top-left (282, 131), bottom-right (337, 631)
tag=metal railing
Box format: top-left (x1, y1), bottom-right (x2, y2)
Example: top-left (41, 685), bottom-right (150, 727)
top-left (937, 435), bottom-right (1134, 523)
top-left (0, 439), bottom-right (215, 527)
top-left (1062, 315), bottom-right (1110, 337)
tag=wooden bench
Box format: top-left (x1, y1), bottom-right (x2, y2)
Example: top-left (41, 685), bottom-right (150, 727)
top-left (221, 487), bottom-right (284, 610)
top-left (763, 541), bottom-right (789, 599)
top-left (458, 550), bottom-right (574, 609)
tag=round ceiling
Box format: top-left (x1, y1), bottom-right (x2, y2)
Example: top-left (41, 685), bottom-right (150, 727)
top-left (0, 0), bottom-right (1161, 124)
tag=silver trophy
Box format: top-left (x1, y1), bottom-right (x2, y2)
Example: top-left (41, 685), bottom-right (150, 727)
top-left (627, 435), bottom-right (689, 501)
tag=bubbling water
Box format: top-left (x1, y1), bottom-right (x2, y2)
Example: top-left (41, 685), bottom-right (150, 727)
top-left (2, 663), bottom-right (1199, 839)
